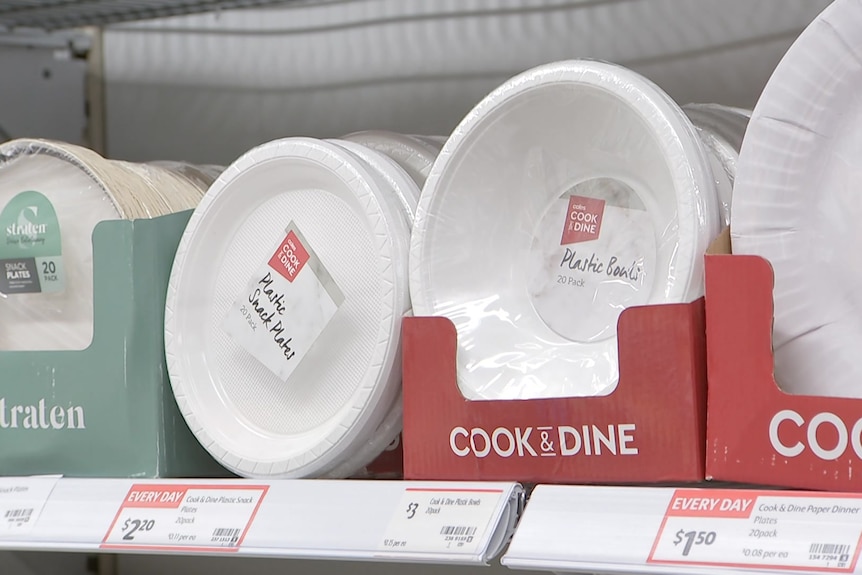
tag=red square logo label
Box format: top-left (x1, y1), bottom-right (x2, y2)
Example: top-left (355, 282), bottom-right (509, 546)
top-left (268, 230), bottom-right (310, 282)
top-left (561, 195), bottom-right (605, 245)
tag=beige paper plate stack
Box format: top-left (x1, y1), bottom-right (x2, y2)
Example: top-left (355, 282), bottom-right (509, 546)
top-left (0, 138), bottom-right (212, 351)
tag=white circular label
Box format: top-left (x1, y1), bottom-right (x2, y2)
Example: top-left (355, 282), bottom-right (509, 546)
top-left (527, 178), bottom-right (656, 343)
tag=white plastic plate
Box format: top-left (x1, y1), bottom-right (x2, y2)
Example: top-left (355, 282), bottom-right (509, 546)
top-left (165, 137), bottom-right (411, 477)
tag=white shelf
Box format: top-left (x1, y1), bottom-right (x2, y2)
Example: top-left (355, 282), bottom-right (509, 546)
top-left (0, 478), bottom-right (522, 565)
top-left (503, 484), bottom-right (862, 575)
top-left (0, 1), bottom-right (306, 31)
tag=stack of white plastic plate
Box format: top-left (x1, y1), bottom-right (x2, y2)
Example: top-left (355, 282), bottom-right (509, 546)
top-left (165, 137), bottom-right (413, 478)
top-left (685, 104), bottom-right (752, 227)
top-left (342, 130), bottom-right (442, 187)
top-left (323, 138), bottom-right (420, 479)
top-left (0, 139), bottom-right (207, 351)
top-left (410, 60), bottom-right (721, 401)
top-left (732, 0), bottom-right (862, 398)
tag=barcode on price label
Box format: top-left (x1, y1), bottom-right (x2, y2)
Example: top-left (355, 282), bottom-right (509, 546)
top-left (4, 509), bottom-right (33, 521)
top-left (648, 489), bottom-right (862, 572)
top-left (441, 526), bottom-right (477, 536)
top-left (810, 544), bottom-right (851, 555)
top-left (377, 487), bottom-right (505, 557)
top-left (211, 528), bottom-right (241, 545)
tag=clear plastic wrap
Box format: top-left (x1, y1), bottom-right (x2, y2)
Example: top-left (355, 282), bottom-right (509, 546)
top-left (0, 139), bottom-right (209, 351)
top-left (149, 160), bottom-right (225, 195)
top-left (341, 130), bottom-right (441, 187)
top-left (321, 138), bottom-right (421, 479)
top-left (408, 134), bottom-right (448, 154)
top-left (684, 103), bottom-right (752, 228)
top-left (409, 60), bottom-right (721, 401)
top-left (165, 137), bottom-right (413, 479)
top-left (731, 0), bottom-right (862, 398)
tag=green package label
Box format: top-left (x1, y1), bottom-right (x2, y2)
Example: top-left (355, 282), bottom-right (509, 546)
top-left (0, 191), bottom-right (64, 295)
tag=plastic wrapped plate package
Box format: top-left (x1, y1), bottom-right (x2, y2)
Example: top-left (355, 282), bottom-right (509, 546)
top-left (342, 130), bottom-right (441, 188)
top-left (322, 138), bottom-right (421, 479)
top-left (684, 103), bottom-right (752, 227)
top-left (409, 60), bottom-right (721, 401)
top-left (0, 139), bottom-right (207, 351)
top-left (165, 137), bottom-right (412, 478)
top-left (150, 160), bottom-right (225, 196)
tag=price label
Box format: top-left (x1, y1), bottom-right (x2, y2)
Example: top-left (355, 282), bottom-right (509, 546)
top-left (0, 476), bottom-right (61, 536)
top-left (649, 489), bottom-right (862, 572)
top-left (378, 487), bottom-right (506, 556)
top-left (101, 484), bottom-right (268, 552)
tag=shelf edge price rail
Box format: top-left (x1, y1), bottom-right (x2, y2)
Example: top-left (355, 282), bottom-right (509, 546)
top-left (101, 483), bottom-right (268, 552)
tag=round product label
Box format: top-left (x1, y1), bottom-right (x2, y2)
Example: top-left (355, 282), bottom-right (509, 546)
top-left (527, 177), bottom-right (656, 343)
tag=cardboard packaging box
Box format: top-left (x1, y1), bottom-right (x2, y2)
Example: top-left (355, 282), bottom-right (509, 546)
top-left (401, 299), bottom-right (708, 484)
top-left (705, 253), bottom-right (862, 491)
top-left (0, 212), bottom-right (228, 478)
top-left (360, 434), bottom-right (403, 479)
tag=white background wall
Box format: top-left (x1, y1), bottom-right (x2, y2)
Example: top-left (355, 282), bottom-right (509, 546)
top-left (102, 0), bottom-right (831, 165)
top-left (0, 42), bottom-right (87, 145)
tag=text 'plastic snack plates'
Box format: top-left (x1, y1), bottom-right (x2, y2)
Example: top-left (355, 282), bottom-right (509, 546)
top-left (165, 137), bottom-right (412, 478)
top-left (684, 103), bottom-right (752, 228)
top-left (410, 60), bottom-right (720, 400)
top-left (731, 0), bottom-right (862, 398)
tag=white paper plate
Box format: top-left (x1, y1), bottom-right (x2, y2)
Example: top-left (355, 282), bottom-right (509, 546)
top-left (165, 137), bottom-right (411, 478)
top-left (731, 0), bottom-right (862, 398)
top-left (685, 104), bottom-right (751, 227)
top-left (410, 60), bottom-right (720, 400)
top-left (342, 130), bottom-right (440, 188)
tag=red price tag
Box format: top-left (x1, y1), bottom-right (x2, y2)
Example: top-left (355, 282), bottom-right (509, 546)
top-left (101, 484), bottom-right (268, 552)
top-left (649, 489), bottom-right (862, 572)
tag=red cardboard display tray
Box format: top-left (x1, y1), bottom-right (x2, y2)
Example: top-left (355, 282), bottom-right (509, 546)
top-left (705, 254), bottom-right (862, 491)
top-left (363, 435), bottom-right (403, 479)
top-left (402, 299), bottom-right (708, 485)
